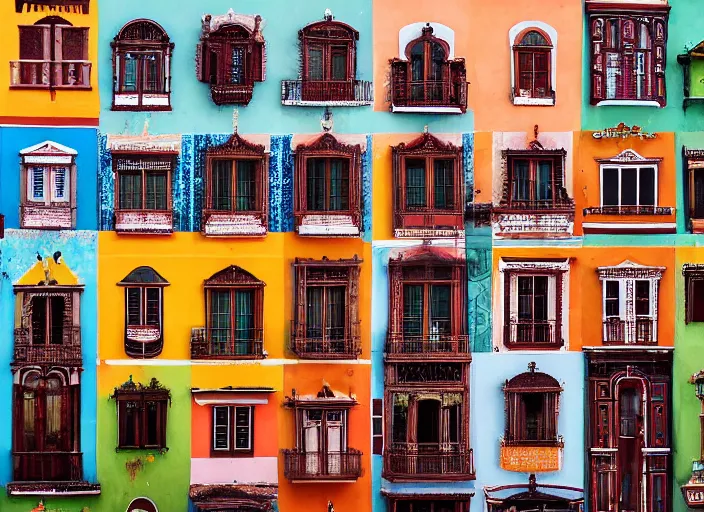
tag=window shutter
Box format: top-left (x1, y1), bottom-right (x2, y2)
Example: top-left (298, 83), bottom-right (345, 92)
top-left (53, 167), bottom-right (67, 201)
top-left (30, 167), bottom-right (45, 201)
top-left (509, 274), bottom-right (519, 322)
top-left (590, 18), bottom-right (606, 103)
top-left (252, 41), bottom-right (264, 82)
top-left (61, 27), bottom-right (88, 61)
top-left (19, 26), bottom-right (47, 60)
top-left (372, 398), bottom-right (383, 455)
top-left (547, 275), bottom-right (557, 322)
top-left (126, 288), bottom-right (142, 326)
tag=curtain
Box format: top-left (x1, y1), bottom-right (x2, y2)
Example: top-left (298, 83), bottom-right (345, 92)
top-left (306, 159), bottom-right (326, 211)
top-left (327, 411), bottom-right (343, 474)
top-left (234, 290), bottom-right (253, 355)
top-left (145, 172), bottom-right (167, 210)
top-left (329, 159), bottom-right (349, 211)
top-left (210, 290), bottom-right (231, 354)
top-left (433, 160), bottom-right (454, 209)
top-left (212, 160), bottom-right (233, 211)
top-left (403, 285), bottom-right (424, 338)
top-left (405, 160), bottom-right (426, 208)
top-left (119, 173), bottom-right (142, 209)
top-left (236, 160), bottom-right (256, 211)
top-left (304, 410), bottom-right (322, 474)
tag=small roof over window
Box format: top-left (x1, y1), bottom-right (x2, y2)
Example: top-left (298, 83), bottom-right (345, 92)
top-left (505, 362), bottom-right (562, 393)
top-left (118, 266), bottom-right (169, 287)
top-left (284, 383), bottom-right (358, 408)
top-left (20, 140), bottom-right (77, 165)
top-left (14, 252), bottom-right (81, 288)
top-left (204, 265), bottom-right (265, 288)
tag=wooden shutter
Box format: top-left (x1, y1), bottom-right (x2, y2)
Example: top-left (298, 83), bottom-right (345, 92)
top-left (252, 41), bottom-right (264, 82)
top-left (372, 398), bottom-right (383, 455)
top-left (60, 27), bottom-right (88, 61)
top-left (590, 18), bottom-right (606, 103)
top-left (19, 25), bottom-right (48, 60)
top-left (449, 59), bottom-right (466, 107)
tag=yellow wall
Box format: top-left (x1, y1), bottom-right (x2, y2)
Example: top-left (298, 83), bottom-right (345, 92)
top-left (0, 5), bottom-right (99, 120)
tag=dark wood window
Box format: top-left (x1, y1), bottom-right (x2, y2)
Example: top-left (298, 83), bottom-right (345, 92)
top-left (30, 296), bottom-right (65, 345)
top-left (390, 24), bottom-right (467, 112)
top-left (15, 0), bottom-right (89, 13)
top-left (292, 257), bottom-right (361, 359)
top-left (392, 133), bottom-right (464, 237)
top-left (372, 398), bottom-right (383, 455)
top-left (684, 265), bottom-right (704, 324)
top-left (12, 368), bottom-right (80, 481)
top-left (212, 406), bottom-right (253, 456)
top-left (112, 378), bottom-right (169, 450)
top-left (513, 29), bottom-right (552, 100)
top-left (501, 149), bottom-right (571, 211)
top-left (196, 12), bottom-right (265, 105)
top-left (684, 150), bottom-right (704, 233)
top-left (294, 133), bottom-right (362, 236)
top-left (13, 17), bottom-right (90, 89)
top-left (115, 157), bottom-right (172, 211)
top-left (588, 4), bottom-right (668, 106)
top-left (118, 266), bottom-right (169, 359)
top-left (504, 364), bottom-right (562, 446)
top-left (111, 19), bottom-right (173, 111)
top-left (209, 160), bottom-right (258, 211)
top-left (191, 266), bottom-right (264, 359)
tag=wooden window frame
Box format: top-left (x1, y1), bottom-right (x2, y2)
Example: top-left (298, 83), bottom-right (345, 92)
top-left (372, 398), bottom-right (383, 455)
top-left (205, 157), bottom-right (263, 213)
top-left (503, 149), bottom-right (569, 210)
top-left (683, 265), bottom-right (704, 324)
top-left (111, 19), bottom-right (174, 111)
top-left (114, 389), bottom-right (169, 450)
top-left (294, 407), bottom-right (349, 455)
top-left (113, 155), bottom-right (174, 213)
top-left (512, 28), bottom-right (553, 101)
top-left (587, 4), bottom-right (668, 106)
top-left (300, 19), bottom-right (357, 84)
top-left (27, 293), bottom-right (68, 345)
top-left (211, 405), bottom-right (254, 457)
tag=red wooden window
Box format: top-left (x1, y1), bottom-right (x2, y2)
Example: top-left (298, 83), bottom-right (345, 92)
top-left (513, 29), bottom-right (552, 100)
top-left (502, 149), bottom-right (570, 210)
top-left (111, 19), bottom-right (173, 111)
top-left (588, 4), bottom-right (669, 106)
top-left (212, 406), bottom-right (254, 456)
top-left (684, 265), bottom-right (704, 324)
top-left (29, 295), bottom-right (66, 345)
top-left (114, 155), bottom-right (174, 212)
top-left (14, 17), bottom-right (90, 89)
top-left (114, 388), bottom-right (169, 450)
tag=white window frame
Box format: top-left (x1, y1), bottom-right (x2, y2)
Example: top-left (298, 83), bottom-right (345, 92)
top-left (599, 163), bottom-right (659, 207)
top-left (213, 405), bottom-right (231, 451)
top-left (26, 165), bottom-right (70, 203)
top-left (508, 21), bottom-right (558, 106)
top-left (125, 286), bottom-right (163, 328)
top-left (233, 405), bottom-right (253, 451)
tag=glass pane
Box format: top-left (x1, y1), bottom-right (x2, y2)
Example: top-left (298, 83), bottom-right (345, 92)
top-left (119, 173), bottom-right (142, 209)
top-left (213, 406), bottom-right (230, 450)
top-left (430, 285), bottom-right (451, 335)
top-left (306, 287), bottom-right (323, 339)
top-left (635, 280), bottom-right (650, 316)
top-left (433, 159), bottom-right (454, 209)
top-left (236, 160), bottom-right (256, 211)
top-left (331, 48), bottom-right (347, 80)
top-left (406, 159), bottom-right (426, 207)
top-left (329, 159), bottom-right (349, 211)
top-left (392, 394), bottom-right (408, 443)
top-left (230, 47), bottom-right (245, 84)
top-left (234, 290), bottom-right (254, 354)
top-left (145, 172), bottom-right (167, 210)
top-left (533, 276), bottom-right (548, 321)
top-left (123, 54), bottom-right (137, 92)
top-left (146, 402), bottom-right (158, 445)
top-left (23, 390), bottom-right (36, 451)
top-left (211, 160), bottom-right (233, 211)
top-left (429, 41), bottom-right (446, 82)
top-left (517, 276), bottom-right (534, 320)
top-left (31, 296), bottom-right (47, 345)
top-left (210, 290), bottom-right (231, 351)
top-left (123, 402), bottom-right (137, 447)
top-left (512, 160), bottom-right (530, 202)
top-left (403, 285), bottom-right (424, 337)
top-left (410, 42), bottom-right (424, 82)
top-left (326, 286), bottom-right (346, 340)
top-left (306, 159), bottom-right (326, 211)
top-left (639, 167), bottom-right (656, 206)
top-left (621, 168), bottom-right (638, 205)
top-left (520, 30), bottom-right (549, 46)
top-left (536, 161), bottom-right (553, 202)
top-left (602, 167), bottom-right (620, 206)
top-left (234, 407), bottom-right (251, 449)
top-left (31, 167), bottom-right (45, 200)
top-left (308, 48), bottom-right (323, 81)
top-left (53, 167), bottom-right (67, 200)
top-left (127, 288), bottom-right (141, 325)
top-left (49, 296), bottom-right (64, 345)
top-left (605, 280), bottom-right (620, 317)
top-left (143, 53), bottom-right (160, 92)
top-left (145, 288), bottom-right (160, 326)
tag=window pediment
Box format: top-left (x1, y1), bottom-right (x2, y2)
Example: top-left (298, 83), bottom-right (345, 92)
top-left (301, 19), bottom-right (358, 41)
top-left (204, 265), bottom-right (264, 288)
top-left (118, 266), bottom-right (169, 286)
top-left (20, 140), bottom-right (77, 165)
top-left (114, 19), bottom-right (170, 44)
top-left (207, 133), bottom-right (266, 157)
top-left (596, 149), bottom-right (661, 165)
top-left (505, 363), bottom-right (562, 393)
top-left (596, 260), bottom-right (665, 280)
top-left (295, 133), bottom-right (360, 156)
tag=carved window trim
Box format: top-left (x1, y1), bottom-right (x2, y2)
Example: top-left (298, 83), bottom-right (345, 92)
top-left (511, 27), bottom-right (554, 105)
top-left (499, 258), bottom-right (569, 351)
top-left (113, 153), bottom-right (175, 217)
top-left (111, 379), bottom-right (170, 451)
top-left (211, 405), bottom-right (254, 457)
top-left (391, 132), bottom-right (464, 238)
top-left (500, 148), bottom-right (571, 210)
top-left (15, 0), bottom-right (89, 13)
top-left (292, 256), bottom-right (362, 359)
top-left (586, 2), bottom-right (669, 107)
top-left (503, 364), bottom-right (562, 447)
top-left (196, 11), bottom-right (265, 106)
top-left (300, 16), bottom-right (357, 86)
top-left (111, 19), bottom-right (174, 111)
top-left (13, 17), bottom-right (90, 89)
top-left (293, 133), bottom-right (362, 236)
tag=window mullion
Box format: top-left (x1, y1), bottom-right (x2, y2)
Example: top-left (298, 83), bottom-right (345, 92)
top-left (232, 161), bottom-right (238, 212)
top-left (230, 406), bottom-right (236, 454)
top-left (427, 157), bottom-right (433, 209)
top-left (230, 289), bottom-right (236, 353)
top-left (325, 159), bottom-right (331, 211)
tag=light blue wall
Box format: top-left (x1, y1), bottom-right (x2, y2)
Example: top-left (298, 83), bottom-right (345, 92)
top-left (0, 127), bottom-right (98, 231)
top-left (0, 229), bottom-right (98, 485)
top-left (97, 0), bottom-right (475, 135)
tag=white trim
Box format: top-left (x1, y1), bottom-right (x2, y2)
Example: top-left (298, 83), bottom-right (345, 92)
top-left (372, 239), bottom-right (465, 249)
top-left (641, 447), bottom-right (671, 453)
top-left (508, 21), bottom-right (558, 100)
top-left (582, 222), bottom-right (676, 231)
top-left (391, 105), bottom-right (463, 114)
top-left (10, 489), bottom-right (102, 496)
top-left (20, 140), bottom-right (78, 156)
top-left (512, 97), bottom-right (555, 106)
top-left (398, 22), bottom-right (455, 60)
top-left (599, 162), bottom-right (659, 208)
top-left (595, 100), bottom-right (661, 108)
top-left (282, 100), bottom-right (372, 107)
top-left (213, 406), bottom-right (231, 451)
top-left (195, 397), bottom-right (268, 406)
top-left (103, 358), bottom-right (372, 366)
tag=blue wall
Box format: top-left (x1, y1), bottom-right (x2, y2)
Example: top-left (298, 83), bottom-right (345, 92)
top-left (0, 127), bottom-right (98, 231)
top-left (0, 229), bottom-right (98, 485)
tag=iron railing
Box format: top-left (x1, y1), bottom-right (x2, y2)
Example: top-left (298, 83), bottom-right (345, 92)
top-left (281, 80), bottom-right (373, 104)
top-left (603, 318), bottom-right (655, 344)
top-left (505, 320), bottom-right (557, 346)
top-left (10, 60), bottom-right (91, 88)
top-left (13, 451), bottom-right (83, 482)
top-left (385, 333), bottom-right (470, 358)
top-left (282, 449), bottom-right (363, 481)
top-left (209, 83), bottom-right (254, 106)
top-left (14, 326), bottom-right (82, 365)
top-left (384, 445), bottom-right (475, 479)
top-left (391, 75), bottom-right (467, 111)
top-left (190, 327), bottom-right (264, 359)
top-left (291, 320), bottom-right (361, 359)
top-left (502, 430), bottom-right (564, 446)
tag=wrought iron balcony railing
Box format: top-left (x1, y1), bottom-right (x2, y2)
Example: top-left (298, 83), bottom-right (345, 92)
top-left (505, 320), bottom-right (558, 347)
top-left (13, 451), bottom-right (83, 482)
top-left (291, 321), bottom-right (361, 359)
top-left (190, 327), bottom-right (264, 359)
top-left (384, 444), bottom-right (475, 480)
top-left (282, 449), bottom-right (363, 482)
top-left (14, 326), bottom-right (82, 365)
top-left (603, 318), bottom-right (655, 345)
top-left (281, 79), bottom-right (373, 105)
top-left (385, 333), bottom-right (470, 360)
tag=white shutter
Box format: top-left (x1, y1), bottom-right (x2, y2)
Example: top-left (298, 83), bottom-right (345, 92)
top-left (29, 167), bottom-right (45, 201)
top-left (52, 167), bottom-right (68, 202)
top-left (326, 412), bottom-right (342, 475)
top-left (304, 411), bottom-right (321, 474)
top-left (509, 274), bottom-right (519, 322)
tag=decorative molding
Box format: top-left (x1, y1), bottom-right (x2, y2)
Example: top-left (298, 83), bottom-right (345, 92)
top-left (596, 260), bottom-right (665, 280)
top-left (204, 265), bottom-right (264, 288)
top-left (592, 123), bottom-right (657, 140)
top-left (596, 149), bottom-right (662, 164)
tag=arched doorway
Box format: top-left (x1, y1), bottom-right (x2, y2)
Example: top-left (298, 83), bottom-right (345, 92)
top-left (126, 497), bottom-right (158, 512)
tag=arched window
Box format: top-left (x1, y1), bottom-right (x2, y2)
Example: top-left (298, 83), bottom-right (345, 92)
top-left (127, 497), bottom-right (158, 512)
top-left (111, 19), bottom-right (174, 111)
top-left (11, 16), bottom-right (90, 88)
top-left (513, 29), bottom-right (553, 103)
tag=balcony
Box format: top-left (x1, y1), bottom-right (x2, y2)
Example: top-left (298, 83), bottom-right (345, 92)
top-left (13, 451), bottom-right (83, 482)
top-left (394, 210), bottom-right (465, 239)
top-left (190, 327), bottom-right (264, 360)
top-left (281, 80), bottom-right (373, 106)
top-left (13, 327), bottom-right (82, 365)
top-left (282, 449), bottom-right (363, 483)
top-left (383, 445), bottom-right (475, 481)
top-left (602, 318), bottom-right (656, 345)
top-left (492, 197), bottom-right (575, 239)
top-left (20, 203), bottom-right (74, 230)
top-left (291, 321), bottom-right (361, 360)
top-left (115, 210), bottom-right (173, 235)
top-left (505, 320), bottom-right (560, 349)
top-left (209, 83), bottom-right (254, 106)
top-left (10, 60), bottom-right (91, 89)
top-left (390, 61), bottom-right (467, 114)
top-left (385, 333), bottom-right (470, 361)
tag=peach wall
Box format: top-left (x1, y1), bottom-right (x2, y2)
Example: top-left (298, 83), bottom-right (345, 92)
top-left (467, 0), bottom-right (583, 132)
top-left (493, 247), bottom-right (675, 351)
top-left (372, 0), bottom-right (472, 112)
top-left (573, 132), bottom-right (677, 235)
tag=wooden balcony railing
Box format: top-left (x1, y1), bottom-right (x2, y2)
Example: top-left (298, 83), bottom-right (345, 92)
top-left (281, 79), bottom-right (373, 105)
top-left (505, 320), bottom-right (559, 348)
top-left (13, 451), bottom-right (83, 482)
top-left (190, 327), bottom-right (264, 359)
top-left (603, 318), bottom-right (655, 345)
top-left (114, 209), bottom-right (173, 235)
top-left (385, 333), bottom-right (470, 360)
top-left (390, 61), bottom-right (467, 112)
top-left (282, 449), bottom-right (363, 482)
top-left (384, 445), bottom-right (475, 480)
top-left (10, 60), bottom-right (91, 89)
top-left (209, 83), bottom-right (254, 106)
top-left (14, 327), bottom-right (82, 365)
top-left (502, 430), bottom-right (564, 447)
top-left (291, 321), bottom-right (361, 359)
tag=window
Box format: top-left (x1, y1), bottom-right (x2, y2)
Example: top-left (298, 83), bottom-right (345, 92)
top-left (202, 132), bottom-right (268, 237)
top-left (684, 149), bottom-right (704, 232)
top-left (601, 165), bottom-right (656, 207)
top-left (191, 266), bottom-right (264, 359)
top-left (115, 156), bottom-right (172, 211)
top-left (390, 24), bottom-right (467, 113)
top-left (683, 265), bottom-right (704, 324)
top-left (503, 364), bottom-right (562, 446)
top-left (29, 295), bottom-right (66, 345)
top-left (118, 267), bottom-right (169, 359)
top-left (28, 166), bottom-right (69, 203)
top-left (503, 150), bottom-right (569, 209)
top-left (392, 132), bottom-right (464, 238)
top-left (292, 257), bottom-right (362, 358)
top-left (678, 40), bottom-right (704, 110)
top-left (12, 17), bottom-right (90, 88)
top-left (372, 398), bottom-right (383, 455)
top-left (598, 261), bottom-right (663, 344)
top-left (512, 29), bottom-right (553, 103)
top-left (587, 2), bottom-right (668, 106)
top-left (112, 377), bottom-right (170, 450)
top-left (196, 11), bottom-right (265, 106)
top-left (212, 406), bottom-right (253, 455)
top-left (112, 20), bottom-right (173, 111)
top-left (388, 499), bottom-right (469, 512)
top-left (294, 133), bottom-right (362, 236)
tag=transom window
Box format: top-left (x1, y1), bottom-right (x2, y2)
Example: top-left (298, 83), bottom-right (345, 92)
top-left (112, 379), bottom-right (169, 450)
top-left (601, 165), bottom-right (657, 207)
top-left (513, 29), bottom-right (552, 100)
top-left (115, 156), bottom-right (173, 212)
top-left (212, 405), bottom-right (253, 455)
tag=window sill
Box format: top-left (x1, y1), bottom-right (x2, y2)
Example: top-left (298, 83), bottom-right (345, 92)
top-left (595, 99), bottom-right (662, 108)
top-left (584, 206), bottom-right (674, 216)
top-left (115, 446), bottom-right (168, 452)
top-left (9, 85), bottom-right (92, 91)
top-left (115, 209), bottom-right (173, 235)
top-left (512, 96), bottom-right (555, 106)
top-left (112, 93), bottom-right (171, 111)
top-left (201, 211), bottom-right (267, 237)
top-left (7, 481), bottom-right (101, 496)
top-left (391, 105), bottom-right (464, 114)
top-left (296, 214), bottom-right (360, 237)
top-left (210, 450), bottom-right (254, 458)
top-left (21, 204), bottom-right (74, 230)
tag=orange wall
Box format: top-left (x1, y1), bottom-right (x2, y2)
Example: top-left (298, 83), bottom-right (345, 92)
top-left (493, 247), bottom-right (675, 350)
top-left (467, 0), bottom-right (583, 132)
